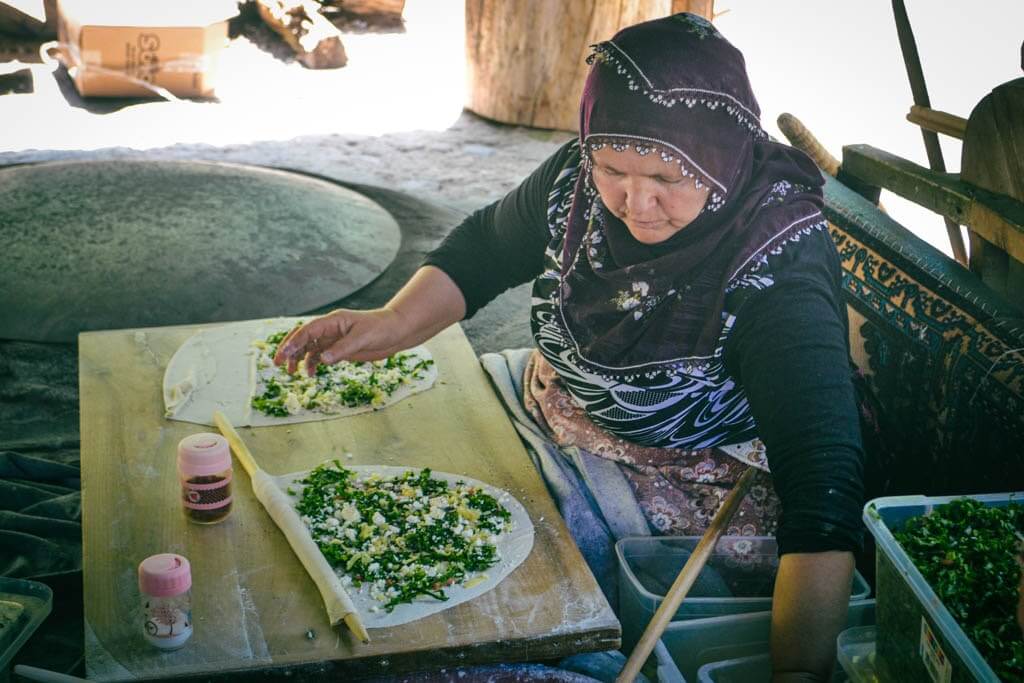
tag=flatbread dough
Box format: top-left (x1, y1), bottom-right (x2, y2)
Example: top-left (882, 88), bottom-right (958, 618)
top-left (163, 317), bottom-right (437, 427)
top-left (273, 465), bottom-right (534, 628)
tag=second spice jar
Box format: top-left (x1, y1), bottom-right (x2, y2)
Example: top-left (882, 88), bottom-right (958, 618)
top-left (177, 433), bottom-right (233, 524)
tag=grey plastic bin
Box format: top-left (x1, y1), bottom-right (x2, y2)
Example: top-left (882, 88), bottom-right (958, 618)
top-left (661, 598), bottom-right (876, 682)
top-left (617, 535), bottom-right (871, 653)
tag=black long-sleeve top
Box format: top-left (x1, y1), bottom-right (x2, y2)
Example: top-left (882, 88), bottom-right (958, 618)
top-left (424, 142), bottom-right (864, 555)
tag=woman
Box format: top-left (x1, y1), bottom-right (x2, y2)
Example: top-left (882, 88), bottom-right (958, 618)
top-left (277, 14), bottom-right (864, 681)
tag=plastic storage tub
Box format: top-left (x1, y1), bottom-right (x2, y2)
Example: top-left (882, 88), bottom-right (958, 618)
top-left (836, 625), bottom-right (877, 683)
top-left (661, 598), bottom-right (875, 682)
top-left (696, 650), bottom-right (858, 683)
top-left (617, 535), bottom-right (871, 652)
top-left (696, 653), bottom-right (770, 682)
top-left (0, 577), bottom-right (53, 676)
top-left (863, 493), bottom-right (1021, 683)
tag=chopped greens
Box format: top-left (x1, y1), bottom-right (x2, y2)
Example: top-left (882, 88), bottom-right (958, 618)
top-left (893, 498), bottom-right (1024, 680)
top-left (250, 323), bottom-right (435, 417)
top-left (294, 462), bottom-right (512, 612)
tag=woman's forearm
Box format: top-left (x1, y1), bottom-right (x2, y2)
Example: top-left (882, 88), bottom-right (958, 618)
top-left (770, 551), bottom-right (854, 682)
top-left (383, 265), bottom-right (467, 348)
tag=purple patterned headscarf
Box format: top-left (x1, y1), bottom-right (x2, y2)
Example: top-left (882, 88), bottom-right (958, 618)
top-left (559, 13), bottom-right (826, 368)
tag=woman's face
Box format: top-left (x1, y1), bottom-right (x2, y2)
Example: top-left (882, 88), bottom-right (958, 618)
top-left (590, 146), bottom-right (710, 244)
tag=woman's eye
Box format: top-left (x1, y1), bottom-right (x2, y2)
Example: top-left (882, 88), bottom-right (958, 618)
top-left (656, 176), bottom-right (682, 185)
top-left (601, 167), bottom-right (622, 176)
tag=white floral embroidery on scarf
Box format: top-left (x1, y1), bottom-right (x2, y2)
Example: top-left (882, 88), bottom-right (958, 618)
top-left (611, 281), bottom-right (653, 319)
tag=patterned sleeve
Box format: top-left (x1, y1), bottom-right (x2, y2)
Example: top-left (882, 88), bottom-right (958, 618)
top-left (422, 141), bottom-right (580, 318)
top-left (724, 228), bottom-right (866, 555)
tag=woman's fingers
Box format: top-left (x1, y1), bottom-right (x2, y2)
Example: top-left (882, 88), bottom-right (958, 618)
top-left (320, 337), bottom-right (356, 365)
top-left (272, 310), bottom-right (398, 370)
top-left (304, 339), bottom-right (323, 377)
top-left (274, 317), bottom-right (331, 370)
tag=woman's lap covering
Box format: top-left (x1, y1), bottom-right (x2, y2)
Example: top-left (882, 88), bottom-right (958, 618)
top-left (480, 349), bottom-right (782, 681)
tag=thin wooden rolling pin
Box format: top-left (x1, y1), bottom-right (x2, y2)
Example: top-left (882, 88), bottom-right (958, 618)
top-left (213, 410), bottom-right (370, 643)
top-left (616, 467), bottom-right (757, 682)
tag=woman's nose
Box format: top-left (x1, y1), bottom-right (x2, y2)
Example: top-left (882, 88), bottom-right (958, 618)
top-left (624, 184), bottom-right (656, 217)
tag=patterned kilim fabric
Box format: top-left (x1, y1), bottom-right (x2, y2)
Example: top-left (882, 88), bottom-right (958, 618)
top-left (823, 176), bottom-right (1024, 498)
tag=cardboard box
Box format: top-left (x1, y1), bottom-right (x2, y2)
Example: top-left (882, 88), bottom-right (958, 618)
top-left (56, 0), bottom-right (237, 98)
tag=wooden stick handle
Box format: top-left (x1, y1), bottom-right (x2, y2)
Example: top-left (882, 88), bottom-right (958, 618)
top-left (616, 467), bottom-right (758, 682)
top-left (906, 105), bottom-right (966, 140)
top-left (213, 410), bottom-right (260, 477)
top-left (777, 112), bottom-right (840, 177)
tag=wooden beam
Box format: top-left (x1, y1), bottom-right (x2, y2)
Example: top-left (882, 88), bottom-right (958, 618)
top-left (842, 144), bottom-right (1024, 264)
top-left (906, 105), bottom-right (967, 140)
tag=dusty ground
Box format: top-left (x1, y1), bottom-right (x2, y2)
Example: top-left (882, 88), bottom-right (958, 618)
top-left (0, 2), bottom-right (574, 352)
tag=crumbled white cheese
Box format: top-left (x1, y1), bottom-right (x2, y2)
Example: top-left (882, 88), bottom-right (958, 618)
top-left (340, 504), bottom-right (361, 523)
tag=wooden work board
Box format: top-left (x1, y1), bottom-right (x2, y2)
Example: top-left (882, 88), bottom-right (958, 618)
top-left (79, 321), bottom-right (619, 681)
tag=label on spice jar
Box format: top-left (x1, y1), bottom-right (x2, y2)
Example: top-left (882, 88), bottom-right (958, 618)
top-left (181, 472), bottom-right (233, 510)
top-left (919, 616), bottom-right (952, 683)
top-left (144, 602), bottom-right (193, 649)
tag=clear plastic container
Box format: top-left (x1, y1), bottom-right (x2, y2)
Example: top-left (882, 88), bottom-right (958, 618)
top-left (862, 493), bottom-right (1020, 683)
top-left (696, 651), bottom-right (857, 683)
top-left (836, 625), bottom-right (878, 683)
top-left (660, 598), bottom-right (876, 682)
top-left (178, 433), bottom-right (233, 524)
top-left (616, 535), bottom-right (871, 653)
top-left (138, 554), bottom-right (193, 650)
top-left (696, 653), bottom-right (770, 683)
top-left (0, 577), bottom-right (53, 675)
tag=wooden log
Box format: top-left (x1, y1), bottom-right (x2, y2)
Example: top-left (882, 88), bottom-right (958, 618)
top-left (321, 0), bottom-right (404, 18)
top-left (256, 0), bottom-right (348, 69)
top-left (466, 0), bottom-right (713, 132)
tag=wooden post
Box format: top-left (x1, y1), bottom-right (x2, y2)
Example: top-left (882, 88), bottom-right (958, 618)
top-left (891, 0), bottom-right (968, 265)
top-left (465, 1), bottom-right (712, 132)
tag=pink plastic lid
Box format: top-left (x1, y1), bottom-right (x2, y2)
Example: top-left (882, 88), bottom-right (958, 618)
top-left (177, 433), bottom-right (231, 477)
top-left (138, 553), bottom-right (191, 597)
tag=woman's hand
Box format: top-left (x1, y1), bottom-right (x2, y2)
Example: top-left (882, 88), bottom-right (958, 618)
top-left (273, 308), bottom-right (409, 376)
top-left (273, 265), bottom-right (468, 377)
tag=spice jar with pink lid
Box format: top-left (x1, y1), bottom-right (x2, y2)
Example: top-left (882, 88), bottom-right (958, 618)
top-left (139, 553), bottom-right (193, 650)
top-left (177, 433), bottom-right (233, 524)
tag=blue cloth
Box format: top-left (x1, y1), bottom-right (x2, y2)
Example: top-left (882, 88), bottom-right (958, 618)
top-left (480, 349), bottom-right (650, 611)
